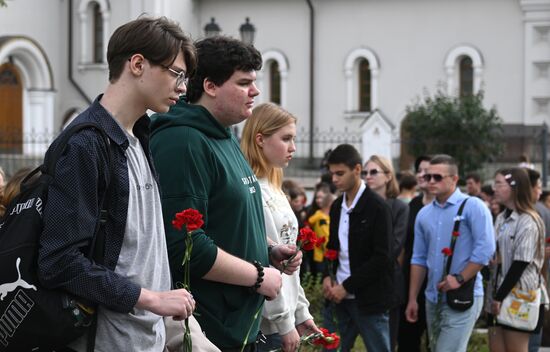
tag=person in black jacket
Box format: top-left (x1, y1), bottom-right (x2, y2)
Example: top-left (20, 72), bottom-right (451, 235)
top-left (322, 144), bottom-right (393, 352)
top-left (363, 155), bottom-right (409, 352)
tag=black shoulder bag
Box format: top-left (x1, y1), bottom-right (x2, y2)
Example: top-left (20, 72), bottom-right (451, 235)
top-left (0, 122), bottom-right (112, 351)
top-left (445, 198), bottom-right (476, 311)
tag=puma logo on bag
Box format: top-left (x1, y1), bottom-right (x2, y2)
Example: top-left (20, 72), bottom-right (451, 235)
top-left (0, 258), bottom-right (37, 301)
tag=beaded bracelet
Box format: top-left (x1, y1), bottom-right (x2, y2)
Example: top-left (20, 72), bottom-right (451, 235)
top-left (250, 260), bottom-right (265, 291)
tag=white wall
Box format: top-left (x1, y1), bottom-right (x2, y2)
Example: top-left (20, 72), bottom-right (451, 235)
top-left (0, 0), bottom-right (541, 139)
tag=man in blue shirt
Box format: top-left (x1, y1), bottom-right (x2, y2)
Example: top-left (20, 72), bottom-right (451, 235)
top-left (405, 154), bottom-right (495, 352)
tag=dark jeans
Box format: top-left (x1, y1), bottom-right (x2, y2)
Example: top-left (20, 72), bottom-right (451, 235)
top-left (335, 299), bottom-right (391, 352)
top-left (323, 300), bottom-right (339, 351)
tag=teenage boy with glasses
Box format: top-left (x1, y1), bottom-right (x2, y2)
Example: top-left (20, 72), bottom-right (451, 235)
top-left (405, 154), bottom-right (495, 352)
top-left (38, 17), bottom-right (198, 351)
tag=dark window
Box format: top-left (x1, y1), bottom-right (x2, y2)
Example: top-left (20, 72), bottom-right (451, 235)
top-left (93, 2), bottom-right (103, 63)
top-left (459, 56), bottom-right (473, 97)
top-left (358, 58), bottom-right (371, 111)
top-left (270, 61), bottom-right (281, 105)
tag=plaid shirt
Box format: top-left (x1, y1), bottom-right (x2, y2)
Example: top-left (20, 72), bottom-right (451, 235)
top-left (38, 95), bottom-right (157, 313)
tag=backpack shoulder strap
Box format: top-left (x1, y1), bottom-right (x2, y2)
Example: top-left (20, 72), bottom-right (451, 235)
top-left (445, 197), bottom-right (469, 274)
top-left (45, 122), bottom-right (111, 176)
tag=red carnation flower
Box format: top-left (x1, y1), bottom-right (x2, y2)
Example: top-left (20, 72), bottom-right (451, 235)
top-left (298, 227), bottom-right (320, 251)
top-left (325, 249), bottom-right (338, 261)
top-left (313, 328), bottom-right (341, 349)
top-left (441, 247), bottom-right (453, 256)
top-left (315, 236), bottom-right (327, 248)
top-left (173, 208), bottom-right (204, 233)
top-left (171, 208), bottom-right (204, 350)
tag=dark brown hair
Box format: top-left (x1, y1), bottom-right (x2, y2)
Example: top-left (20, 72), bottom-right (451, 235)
top-left (495, 167), bottom-right (535, 214)
top-left (107, 16), bottom-right (196, 82)
top-left (187, 36), bottom-right (262, 103)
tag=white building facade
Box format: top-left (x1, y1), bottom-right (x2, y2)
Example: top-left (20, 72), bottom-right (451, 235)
top-left (0, 0), bottom-right (548, 170)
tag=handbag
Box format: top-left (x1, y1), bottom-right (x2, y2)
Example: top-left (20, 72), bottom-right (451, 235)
top-left (494, 215), bottom-right (545, 331)
top-left (496, 287), bottom-right (541, 331)
top-left (164, 316), bottom-right (221, 352)
top-left (445, 198), bottom-right (475, 311)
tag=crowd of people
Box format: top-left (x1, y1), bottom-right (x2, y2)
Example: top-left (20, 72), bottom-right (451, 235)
top-left (0, 15), bottom-right (550, 352)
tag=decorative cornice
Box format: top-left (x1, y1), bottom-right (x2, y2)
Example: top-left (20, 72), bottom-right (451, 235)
top-left (520, 0), bottom-right (550, 12)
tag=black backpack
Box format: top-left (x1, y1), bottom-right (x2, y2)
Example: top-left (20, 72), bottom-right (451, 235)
top-left (0, 122), bottom-right (112, 351)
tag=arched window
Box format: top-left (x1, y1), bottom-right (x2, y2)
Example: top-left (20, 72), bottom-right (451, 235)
top-left (78, 0), bottom-right (110, 66)
top-left (92, 2), bottom-right (104, 63)
top-left (0, 36), bottom-right (56, 155)
top-left (259, 50), bottom-right (289, 107)
top-left (459, 56), bottom-right (473, 97)
top-left (344, 48), bottom-right (379, 117)
top-left (358, 58), bottom-right (371, 111)
top-left (444, 45), bottom-right (483, 96)
top-left (269, 61), bottom-right (281, 105)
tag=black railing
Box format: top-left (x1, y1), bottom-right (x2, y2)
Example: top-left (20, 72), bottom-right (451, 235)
top-left (0, 127), bottom-right (548, 186)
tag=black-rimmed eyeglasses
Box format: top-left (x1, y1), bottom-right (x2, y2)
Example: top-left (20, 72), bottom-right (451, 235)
top-left (422, 173), bottom-right (452, 182)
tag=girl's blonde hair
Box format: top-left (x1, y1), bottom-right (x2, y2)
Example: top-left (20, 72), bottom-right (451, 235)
top-left (241, 103), bottom-right (297, 188)
top-left (0, 167), bottom-right (34, 218)
top-left (367, 155), bottom-right (400, 198)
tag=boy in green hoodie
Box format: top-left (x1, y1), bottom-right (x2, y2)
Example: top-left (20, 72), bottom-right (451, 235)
top-left (150, 36), bottom-right (301, 350)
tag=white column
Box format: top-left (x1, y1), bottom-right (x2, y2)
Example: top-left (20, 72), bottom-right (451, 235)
top-left (371, 68), bottom-right (379, 110)
top-left (446, 67), bottom-right (454, 96)
top-left (256, 70), bottom-right (265, 104)
top-left (474, 66), bottom-right (483, 93)
top-left (102, 12), bottom-right (110, 63)
top-left (79, 12), bottom-right (88, 63)
top-left (280, 71), bottom-right (288, 108)
top-left (345, 69), bottom-right (353, 111)
top-left (24, 90), bottom-right (55, 156)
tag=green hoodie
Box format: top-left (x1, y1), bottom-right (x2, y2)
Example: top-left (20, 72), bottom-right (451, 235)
top-left (150, 101), bottom-right (268, 348)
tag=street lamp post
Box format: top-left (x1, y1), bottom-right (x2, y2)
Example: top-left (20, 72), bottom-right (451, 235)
top-left (239, 17), bottom-right (256, 45)
top-left (204, 17), bottom-right (221, 37)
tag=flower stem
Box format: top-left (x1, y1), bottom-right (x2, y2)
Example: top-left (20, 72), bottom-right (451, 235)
top-left (240, 303), bottom-right (262, 352)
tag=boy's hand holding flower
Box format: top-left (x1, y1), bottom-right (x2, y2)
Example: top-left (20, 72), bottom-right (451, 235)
top-left (296, 319), bottom-right (321, 336)
top-left (269, 244), bottom-right (303, 274)
top-left (280, 227), bottom-right (323, 273)
top-left (312, 328), bottom-right (341, 350)
top-left (267, 327), bottom-right (340, 352)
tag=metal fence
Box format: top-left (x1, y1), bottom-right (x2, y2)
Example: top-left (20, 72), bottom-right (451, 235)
top-left (0, 130), bottom-right (55, 177)
top-left (1, 127), bottom-right (548, 187)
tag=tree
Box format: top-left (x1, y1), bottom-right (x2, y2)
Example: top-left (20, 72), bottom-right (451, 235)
top-left (402, 90), bottom-right (503, 176)
top-left (0, 0), bottom-right (6, 7)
